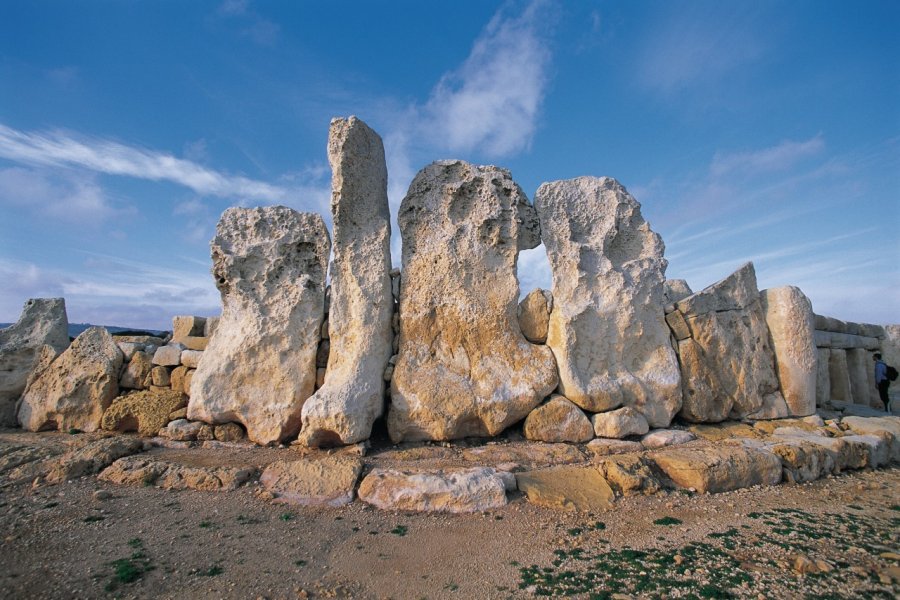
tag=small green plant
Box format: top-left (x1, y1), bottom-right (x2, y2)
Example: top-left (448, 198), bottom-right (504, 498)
top-left (592, 521), bottom-right (606, 530)
top-left (279, 512), bottom-right (294, 521)
top-left (83, 515), bottom-right (105, 523)
top-left (390, 524), bottom-right (408, 536)
top-left (567, 527), bottom-right (583, 536)
top-left (199, 520), bottom-right (214, 529)
top-left (197, 565), bottom-right (224, 577)
top-left (295, 559), bottom-right (307, 567)
top-left (236, 514), bottom-right (261, 525)
top-left (653, 516), bottom-right (682, 526)
top-left (68, 428), bottom-right (83, 435)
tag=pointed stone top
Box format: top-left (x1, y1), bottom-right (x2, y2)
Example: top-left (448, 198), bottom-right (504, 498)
top-left (675, 262), bottom-right (758, 316)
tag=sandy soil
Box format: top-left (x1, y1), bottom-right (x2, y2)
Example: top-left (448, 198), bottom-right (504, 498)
top-left (1, 432), bottom-right (899, 600)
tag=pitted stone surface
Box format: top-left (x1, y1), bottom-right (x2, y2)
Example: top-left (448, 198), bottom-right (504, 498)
top-left (358, 467), bottom-right (508, 513)
top-left (535, 177), bottom-right (681, 427)
top-left (0, 298), bottom-right (69, 426)
top-left (18, 327), bottom-right (123, 432)
top-left (664, 279), bottom-right (693, 304)
top-left (388, 160), bottom-right (558, 442)
top-left (592, 406), bottom-right (650, 439)
top-left (673, 263), bottom-right (784, 423)
top-left (260, 455), bottom-right (363, 506)
top-left (650, 444), bottom-right (782, 494)
top-left (517, 288), bottom-right (552, 344)
top-left (761, 286), bottom-right (817, 417)
top-left (299, 117), bottom-right (393, 447)
top-left (101, 388), bottom-right (187, 437)
top-left (523, 394), bottom-right (593, 443)
top-left (188, 206), bottom-right (330, 445)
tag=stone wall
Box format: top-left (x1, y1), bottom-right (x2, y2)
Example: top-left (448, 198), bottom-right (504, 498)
top-left (813, 315), bottom-right (887, 408)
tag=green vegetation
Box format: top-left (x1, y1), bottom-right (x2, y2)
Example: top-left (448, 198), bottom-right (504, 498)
top-left (104, 538), bottom-right (154, 592)
top-left (279, 512), bottom-right (294, 521)
top-left (390, 524), bottom-right (408, 536)
top-left (653, 516), bottom-right (682, 526)
top-left (83, 515), bottom-right (105, 523)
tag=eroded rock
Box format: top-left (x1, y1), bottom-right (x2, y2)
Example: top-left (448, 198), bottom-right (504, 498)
top-left (299, 117), bottom-right (393, 447)
top-left (515, 465), bottom-right (614, 511)
top-left (99, 455), bottom-right (256, 491)
top-left (358, 467), bottom-right (507, 513)
top-left (101, 389), bottom-right (187, 437)
top-left (260, 455), bottom-right (363, 506)
top-left (523, 394), bottom-right (593, 443)
top-left (517, 289), bottom-right (552, 344)
top-left (535, 177), bottom-right (681, 426)
top-left (188, 206), bottom-right (330, 444)
top-left (650, 444), bottom-right (782, 494)
top-left (388, 161), bottom-right (557, 442)
top-left (592, 406), bottom-right (649, 439)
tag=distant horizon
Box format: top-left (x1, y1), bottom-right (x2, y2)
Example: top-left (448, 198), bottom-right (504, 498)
top-left (2, 1), bottom-right (897, 329)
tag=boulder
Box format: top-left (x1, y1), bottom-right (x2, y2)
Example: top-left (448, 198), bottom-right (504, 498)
top-left (204, 316), bottom-right (220, 338)
top-left (150, 366), bottom-right (171, 387)
top-left (770, 438), bottom-right (836, 483)
top-left (515, 466), bottom-right (614, 511)
top-left (44, 436), bottom-right (146, 485)
top-left (664, 279), bottom-right (693, 304)
top-left (213, 422), bottom-right (245, 442)
top-left (673, 263), bottom-right (784, 422)
top-left (641, 429), bottom-right (696, 449)
top-left (18, 327), bottom-right (122, 432)
top-left (260, 455), bottom-right (363, 506)
top-left (187, 206), bottom-right (330, 445)
top-left (594, 454), bottom-right (661, 496)
top-left (770, 429), bottom-right (870, 471)
top-left (165, 419), bottom-right (203, 441)
top-left (459, 443), bottom-right (586, 469)
top-left (388, 160), bottom-right (558, 442)
top-left (177, 336), bottom-right (208, 351)
top-left (592, 406), bottom-right (649, 439)
top-left (120, 351), bottom-right (152, 390)
top-left (172, 315), bottom-right (205, 341)
top-left (523, 394), bottom-right (593, 443)
top-left (0, 298), bottom-right (69, 426)
top-left (517, 288), bottom-right (552, 344)
top-left (101, 388), bottom-right (187, 437)
top-left (535, 177), bottom-right (681, 426)
top-left (179, 350), bottom-right (203, 369)
top-left (650, 445), bottom-right (782, 494)
top-left (761, 287), bottom-right (817, 416)
top-left (298, 117), bottom-right (394, 447)
top-left (152, 344), bottom-right (183, 367)
top-left (170, 366), bottom-right (188, 394)
top-left (358, 467), bottom-right (507, 513)
top-left (99, 455), bottom-right (255, 491)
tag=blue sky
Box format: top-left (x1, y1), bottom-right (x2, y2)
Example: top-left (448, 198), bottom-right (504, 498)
top-left (1, 0), bottom-right (897, 329)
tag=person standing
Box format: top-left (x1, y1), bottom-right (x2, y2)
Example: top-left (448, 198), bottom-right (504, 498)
top-left (873, 353), bottom-right (890, 412)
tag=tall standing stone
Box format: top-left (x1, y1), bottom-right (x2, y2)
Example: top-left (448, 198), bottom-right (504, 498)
top-left (760, 286), bottom-right (817, 417)
top-left (0, 298), bottom-right (69, 426)
top-left (18, 327), bottom-right (122, 432)
top-left (815, 348), bottom-right (831, 406)
top-left (671, 262), bottom-right (784, 422)
top-left (828, 349), bottom-right (852, 403)
top-left (388, 160), bottom-right (558, 442)
top-left (846, 348), bottom-right (871, 407)
top-left (534, 177), bottom-right (681, 427)
top-left (187, 206), bottom-right (330, 445)
top-left (298, 117), bottom-right (393, 447)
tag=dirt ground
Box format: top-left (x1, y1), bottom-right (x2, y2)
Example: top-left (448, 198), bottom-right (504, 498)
top-left (1, 431), bottom-right (899, 600)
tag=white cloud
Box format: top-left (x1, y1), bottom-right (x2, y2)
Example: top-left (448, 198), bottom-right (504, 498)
top-left (421, 0), bottom-right (552, 157)
top-left (710, 135), bottom-right (826, 177)
top-left (0, 123), bottom-right (289, 202)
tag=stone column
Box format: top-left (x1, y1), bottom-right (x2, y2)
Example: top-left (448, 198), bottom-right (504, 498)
top-left (760, 286), bottom-right (816, 417)
top-left (846, 348), bottom-right (870, 406)
top-left (828, 349), bottom-right (852, 403)
top-left (815, 348), bottom-right (831, 406)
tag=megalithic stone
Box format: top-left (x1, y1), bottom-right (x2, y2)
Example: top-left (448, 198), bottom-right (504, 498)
top-left (298, 117), bottom-right (394, 447)
top-left (815, 348), bottom-right (831, 406)
top-left (760, 286), bottom-right (817, 417)
top-left (187, 206), bottom-right (330, 445)
top-left (828, 348), bottom-right (852, 403)
top-left (534, 176), bottom-right (682, 427)
top-left (388, 160), bottom-right (558, 442)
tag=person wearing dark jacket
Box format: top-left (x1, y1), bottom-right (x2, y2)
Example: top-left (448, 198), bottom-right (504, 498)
top-left (873, 353), bottom-right (891, 412)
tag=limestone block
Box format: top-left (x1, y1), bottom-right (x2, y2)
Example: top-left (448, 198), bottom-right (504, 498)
top-left (183, 369), bottom-right (194, 397)
top-left (846, 348), bottom-right (871, 406)
top-left (517, 288), bottom-right (552, 344)
top-left (170, 366), bottom-right (188, 395)
top-left (843, 434), bottom-right (890, 468)
top-left (594, 455), bottom-right (661, 496)
top-left (187, 206), bottom-right (330, 445)
top-left (214, 422), bottom-right (245, 442)
top-left (641, 429), bottom-right (696, 449)
top-left (523, 394), bottom-right (593, 443)
top-left (113, 335), bottom-right (166, 346)
top-left (180, 350), bottom-right (203, 369)
top-left (770, 429), bottom-right (870, 471)
top-left (515, 466), bottom-right (614, 511)
top-left (120, 351), bottom-right (152, 390)
top-left (177, 336), bottom-right (208, 351)
top-left (592, 406), bottom-right (649, 439)
top-left (260, 455), bottom-right (363, 506)
top-left (0, 298), bottom-right (69, 426)
top-left (44, 437), bottom-right (146, 485)
top-left (745, 394), bottom-right (790, 420)
top-left (828, 349), bottom-right (852, 403)
top-left (116, 342), bottom-right (142, 362)
top-left (815, 348), bottom-right (831, 407)
top-left (100, 455), bottom-right (255, 491)
top-left (459, 443), bottom-right (586, 469)
top-left (18, 327), bottom-right (122, 432)
top-left (358, 467), bottom-right (507, 513)
top-left (663, 279), bottom-right (693, 304)
top-left (172, 315), bottom-right (206, 340)
top-left (152, 344), bottom-right (183, 367)
top-left (665, 310), bottom-right (691, 341)
top-left (649, 445), bottom-right (782, 494)
top-left (761, 286), bottom-right (816, 417)
top-left (535, 176), bottom-right (681, 427)
top-left (151, 366), bottom-right (171, 387)
top-left (865, 351), bottom-right (880, 407)
top-left (165, 419), bottom-right (203, 441)
top-left (298, 117), bottom-right (394, 447)
top-left (388, 160), bottom-right (557, 442)
top-left (674, 263), bottom-right (783, 423)
top-left (204, 316), bottom-right (220, 338)
top-left (814, 315), bottom-right (847, 333)
top-left (586, 438), bottom-right (644, 456)
top-left (770, 439), bottom-right (836, 483)
top-left (101, 388), bottom-right (187, 436)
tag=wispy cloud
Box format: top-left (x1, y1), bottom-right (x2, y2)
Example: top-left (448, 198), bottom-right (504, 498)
top-left (421, 0), bottom-right (553, 156)
top-left (710, 135), bottom-right (825, 177)
top-left (0, 123), bottom-right (289, 202)
top-left (216, 0), bottom-right (280, 46)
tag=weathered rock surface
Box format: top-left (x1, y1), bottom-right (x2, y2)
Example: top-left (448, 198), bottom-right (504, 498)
top-left (586, 438), bottom-right (644, 456)
top-left (180, 350), bottom-right (203, 369)
top-left (592, 406), bottom-right (649, 439)
top-left (650, 445), bottom-right (782, 494)
top-left (164, 419), bottom-right (203, 441)
top-left (594, 455), bottom-right (661, 496)
top-left (18, 327), bottom-right (122, 432)
top-left (770, 438), bottom-right (836, 483)
top-left (759, 294), bottom-right (820, 412)
top-left (664, 279), bottom-right (693, 304)
top-left (769, 429), bottom-right (870, 471)
top-left (515, 466), bottom-right (614, 511)
top-left (172, 316), bottom-right (205, 342)
top-left (523, 395), bottom-right (593, 443)
top-left (828, 349), bottom-right (852, 403)
top-left (101, 389), bottom-right (187, 437)
top-left (44, 436), bottom-right (146, 484)
top-left (815, 348), bottom-right (831, 407)
top-left (641, 429), bottom-right (696, 449)
top-left (299, 117), bottom-right (393, 447)
top-left (517, 289), bottom-right (552, 344)
top-left (188, 206), bottom-right (330, 445)
top-left (260, 455), bottom-right (363, 506)
top-left (459, 443), bottom-right (586, 469)
top-left (672, 263), bottom-right (784, 423)
top-left (214, 422), bottom-right (246, 442)
top-left (535, 177), bottom-right (681, 427)
top-left (99, 455), bottom-right (256, 491)
top-left (845, 348), bottom-right (872, 407)
top-left (358, 467), bottom-right (507, 513)
top-left (388, 160), bottom-right (557, 442)
top-left (0, 298), bottom-right (69, 426)
top-left (152, 344), bottom-right (183, 367)
top-left (120, 351), bottom-right (152, 390)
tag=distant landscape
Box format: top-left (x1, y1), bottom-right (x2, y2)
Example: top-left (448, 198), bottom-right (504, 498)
top-left (0, 323), bottom-right (168, 338)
